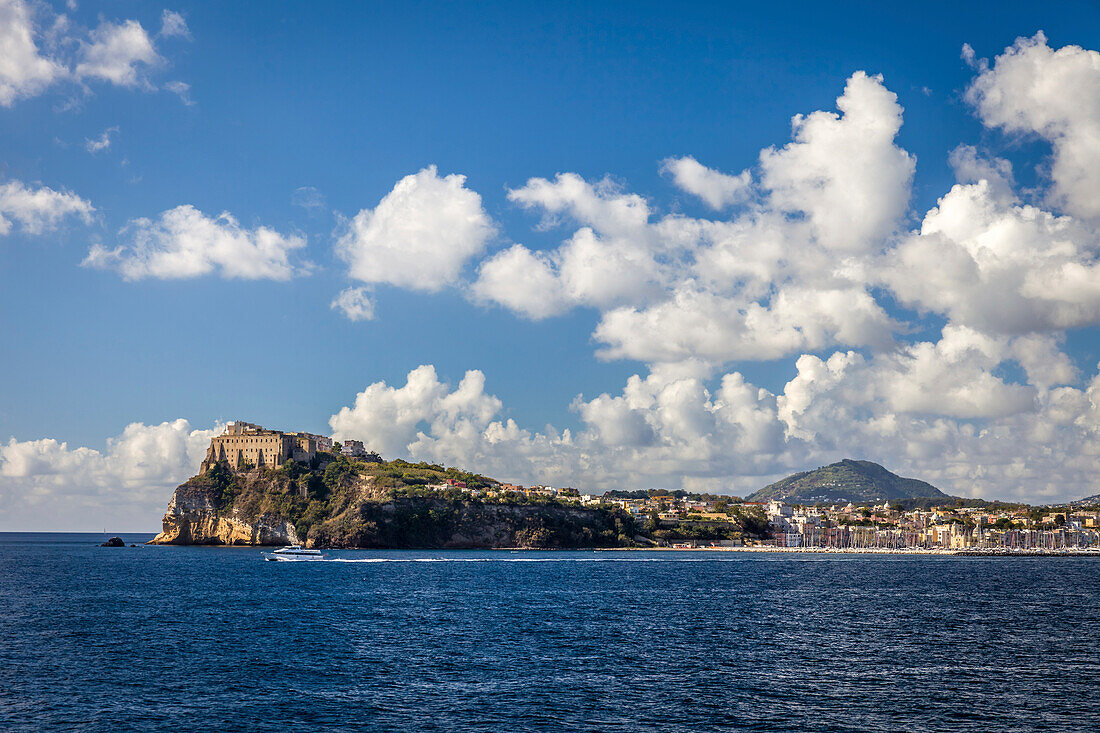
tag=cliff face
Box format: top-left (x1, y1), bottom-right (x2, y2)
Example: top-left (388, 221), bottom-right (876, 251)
top-left (308, 497), bottom-right (629, 549)
top-left (151, 479), bottom-right (300, 546)
top-left (149, 459), bottom-right (636, 548)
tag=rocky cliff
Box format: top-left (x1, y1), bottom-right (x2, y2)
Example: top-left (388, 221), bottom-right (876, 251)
top-left (149, 456), bottom-right (638, 548)
top-left (151, 478), bottom-right (300, 545)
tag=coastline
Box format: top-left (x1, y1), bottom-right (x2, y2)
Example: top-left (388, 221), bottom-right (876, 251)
top-left (611, 545), bottom-right (1100, 557)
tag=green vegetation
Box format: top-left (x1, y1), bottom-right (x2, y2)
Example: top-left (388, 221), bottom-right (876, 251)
top-left (179, 455), bottom-right (639, 549)
top-left (184, 460), bottom-right (241, 509)
top-left (747, 459), bottom-right (948, 504)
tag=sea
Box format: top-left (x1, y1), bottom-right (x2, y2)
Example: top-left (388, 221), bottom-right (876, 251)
top-left (0, 533), bottom-right (1097, 732)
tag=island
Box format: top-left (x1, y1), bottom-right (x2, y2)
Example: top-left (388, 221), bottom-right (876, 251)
top-left (150, 422), bottom-right (1100, 552)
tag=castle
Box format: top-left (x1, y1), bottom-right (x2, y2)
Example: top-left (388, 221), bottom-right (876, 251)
top-left (200, 421), bottom-right (336, 472)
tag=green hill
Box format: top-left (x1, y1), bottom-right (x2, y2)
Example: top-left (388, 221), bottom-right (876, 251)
top-left (747, 459), bottom-right (948, 504)
top-left (1070, 492), bottom-right (1100, 506)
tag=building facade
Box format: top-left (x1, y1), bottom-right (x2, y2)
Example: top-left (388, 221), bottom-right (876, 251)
top-left (200, 421), bottom-right (336, 472)
top-left (339, 439), bottom-right (382, 462)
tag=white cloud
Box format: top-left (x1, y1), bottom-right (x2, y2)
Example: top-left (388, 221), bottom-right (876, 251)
top-left (0, 419), bottom-right (218, 531)
top-left (883, 179), bottom-right (1100, 334)
top-left (593, 284), bottom-right (895, 369)
top-left (330, 365), bottom-right (503, 459)
top-left (1010, 334), bottom-right (1078, 391)
top-left (84, 125), bottom-right (118, 153)
top-left (947, 144), bottom-right (1014, 202)
top-left (331, 286), bottom-right (376, 321)
top-left (324, 349), bottom-right (1100, 503)
top-left (472, 72), bottom-right (916, 372)
top-left (661, 155), bottom-right (752, 209)
top-left (759, 71), bottom-right (915, 255)
top-left (775, 345), bottom-right (1100, 503)
top-left (164, 79), bottom-right (192, 105)
top-left (83, 204), bottom-right (308, 280)
top-left (966, 33), bottom-right (1100, 220)
top-left (0, 1), bottom-right (185, 105)
top-left (870, 326), bottom-right (1036, 419)
top-left (508, 172), bottom-right (653, 238)
top-left (75, 19), bottom-right (160, 88)
top-left (473, 173), bottom-right (672, 318)
top-left (336, 166), bottom-right (494, 292)
top-left (159, 10), bottom-right (190, 40)
top-left (470, 244), bottom-right (569, 319)
top-left (0, 179), bottom-right (94, 236)
top-left (0, 0), bottom-right (66, 106)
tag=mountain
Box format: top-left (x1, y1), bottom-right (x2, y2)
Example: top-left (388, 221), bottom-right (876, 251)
top-left (747, 459), bottom-right (948, 504)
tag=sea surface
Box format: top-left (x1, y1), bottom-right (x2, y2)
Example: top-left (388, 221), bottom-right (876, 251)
top-left (0, 533), bottom-right (1097, 732)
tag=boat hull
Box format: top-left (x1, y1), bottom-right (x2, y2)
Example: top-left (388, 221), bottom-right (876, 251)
top-left (262, 552), bottom-right (325, 562)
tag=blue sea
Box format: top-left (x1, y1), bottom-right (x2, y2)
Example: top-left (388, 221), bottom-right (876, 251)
top-left (0, 533), bottom-right (1097, 731)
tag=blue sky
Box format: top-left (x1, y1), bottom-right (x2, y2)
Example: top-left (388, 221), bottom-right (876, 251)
top-left (3, 0), bottom-right (1100, 528)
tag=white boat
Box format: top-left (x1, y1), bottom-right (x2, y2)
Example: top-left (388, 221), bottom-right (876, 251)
top-left (263, 545), bottom-right (325, 562)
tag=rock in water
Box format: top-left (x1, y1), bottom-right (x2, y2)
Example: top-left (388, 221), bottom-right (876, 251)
top-left (101, 537), bottom-right (125, 547)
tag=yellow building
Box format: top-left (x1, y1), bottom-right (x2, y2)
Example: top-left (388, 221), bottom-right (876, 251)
top-left (200, 421), bottom-right (325, 472)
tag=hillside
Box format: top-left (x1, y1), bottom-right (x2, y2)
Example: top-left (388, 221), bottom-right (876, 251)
top-left (1069, 492), bottom-right (1100, 507)
top-left (747, 459), bottom-right (948, 504)
top-left (151, 454), bottom-right (642, 548)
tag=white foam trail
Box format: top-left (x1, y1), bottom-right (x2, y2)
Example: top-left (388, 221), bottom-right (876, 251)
top-left (320, 556), bottom-right (726, 563)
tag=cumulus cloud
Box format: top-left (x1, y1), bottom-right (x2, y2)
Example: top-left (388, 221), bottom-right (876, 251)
top-left (75, 18), bottom-right (161, 88)
top-left (472, 173), bottom-right (672, 318)
top-left (330, 365), bottom-right (503, 459)
top-left (966, 33), bottom-right (1100, 220)
top-left (0, 419), bottom-right (218, 531)
top-left (593, 285), bottom-right (896, 367)
top-left (760, 71), bottom-right (915, 255)
top-left (336, 166), bottom-right (494, 292)
top-left (0, 0), bottom-right (187, 105)
top-left (83, 205), bottom-right (309, 280)
top-left (323, 348), bottom-right (1100, 503)
top-left (0, 0), bottom-right (66, 106)
top-left (0, 179), bottom-right (94, 236)
top-left (470, 72), bottom-right (915, 371)
top-left (947, 144), bottom-right (1014, 202)
top-left (661, 156), bottom-right (752, 209)
top-left (470, 244), bottom-right (568, 319)
top-left (883, 179), bottom-right (1100, 334)
top-left (331, 286), bottom-right (376, 321)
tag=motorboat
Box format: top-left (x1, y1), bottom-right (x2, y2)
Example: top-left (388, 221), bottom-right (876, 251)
top-left (263, 545), bottom-right (325, 562)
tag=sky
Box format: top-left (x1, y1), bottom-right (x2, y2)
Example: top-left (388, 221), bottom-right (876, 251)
top-left (2, 0), bottom-right (1100, 530)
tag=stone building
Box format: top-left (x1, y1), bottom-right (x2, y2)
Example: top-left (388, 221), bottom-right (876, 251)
top-left (340, 439), bottom-right (382, 462)
top-left (200, 421), bottom-right (332, 472)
